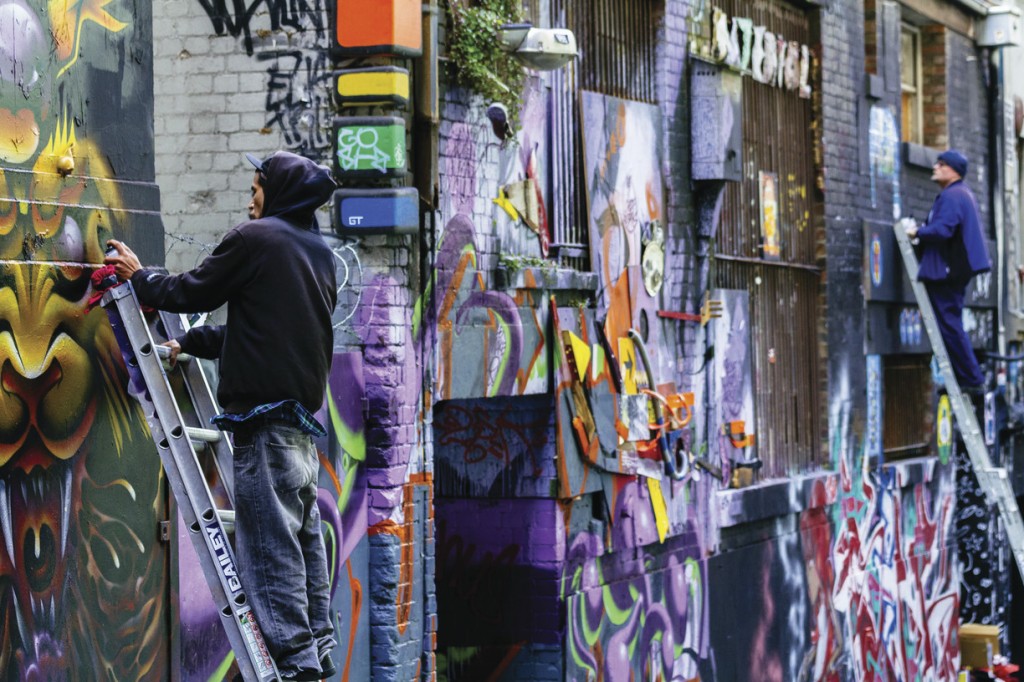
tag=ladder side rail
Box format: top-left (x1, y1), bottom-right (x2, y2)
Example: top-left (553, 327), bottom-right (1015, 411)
top-left (892, 221), bottom-right (1024, 574)
top-left (102, 285), bottom-right (279, 682)
top-left (140, 387), bottom-right (269, 682)
top-left (157, 311), bottom-right (236, 501)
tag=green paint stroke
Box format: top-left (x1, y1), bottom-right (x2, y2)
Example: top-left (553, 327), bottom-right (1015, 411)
top-left (412, 241), bottom-right (477, 339)
top-left (321, 520), bottom-right (339, 585)
top-left (601, 583), bottom-right (633, 627)
top-left (328, 391), bottom-right (366, 514)
top-left (206, 652), bottom-right (234, 682)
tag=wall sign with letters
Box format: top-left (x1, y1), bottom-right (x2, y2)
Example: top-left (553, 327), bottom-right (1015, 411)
top-left (692, 5), bottom-right (813, 99)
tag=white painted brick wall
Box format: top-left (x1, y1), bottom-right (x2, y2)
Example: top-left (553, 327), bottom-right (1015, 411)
top-left (152, 4), bottom-right (333, 272)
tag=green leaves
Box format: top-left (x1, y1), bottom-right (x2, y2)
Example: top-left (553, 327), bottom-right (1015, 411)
top-left (447, 0), bottom-right (525, 130)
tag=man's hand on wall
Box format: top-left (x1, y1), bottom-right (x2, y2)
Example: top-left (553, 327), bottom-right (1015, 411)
top-left (104, 239), bottom-right (143, 280)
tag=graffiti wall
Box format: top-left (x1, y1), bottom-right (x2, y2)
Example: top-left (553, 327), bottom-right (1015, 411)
top-left (581, 91), bottom-right (675, 384)
top-left (434, 81), bottom-right (553, 401)
top-left (130, 0), bottom-right (1008, 677)
top-left (0, 0), bottom-right (169, 678)
top-left (868, 105), bottom-right (901, 220)
top-left (827, 455), bottom-right (959, 680)
top-left (956, 437), bottom-right (1011, 650)
top-left (430, 3), bottom-right (967, 680)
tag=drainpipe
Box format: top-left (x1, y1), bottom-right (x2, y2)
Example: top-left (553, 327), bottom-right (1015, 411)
top-left (993, 46), bottom-right (1008, 358)
top-left (414, 1), bottom-right (440, 402)
top-left (415, 0), bottom-right (440, 209)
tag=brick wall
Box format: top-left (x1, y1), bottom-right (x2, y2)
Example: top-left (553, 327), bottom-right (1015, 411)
top-left (865, 0), bottom-right (878, 75)
top-left (821, 0), bottom-right (870, 432)
top-left (921, 25), bottom-right (949, 149)
top-left (662, 0), bottom-right (701, 390)
top-left (152, 2), bottom-right (333, 273)
top-left (901, 27), bottom-right (991, 229)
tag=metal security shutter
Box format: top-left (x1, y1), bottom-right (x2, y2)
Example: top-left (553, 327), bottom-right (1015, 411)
top-left (712, 0), bottom-right (824, 475)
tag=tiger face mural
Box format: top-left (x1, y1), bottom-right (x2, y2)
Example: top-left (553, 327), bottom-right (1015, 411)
top-left (0, 0), bottom-right (168, 679)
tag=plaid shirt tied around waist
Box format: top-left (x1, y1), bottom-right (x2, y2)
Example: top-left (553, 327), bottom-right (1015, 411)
top-left (211, 399), bottom-right (327, 438)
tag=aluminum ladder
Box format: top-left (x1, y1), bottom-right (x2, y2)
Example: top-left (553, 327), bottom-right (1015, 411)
top-left (101, 281), bottom-right (281, 682)
top-left (893, 220), bottom-right (1024, 577)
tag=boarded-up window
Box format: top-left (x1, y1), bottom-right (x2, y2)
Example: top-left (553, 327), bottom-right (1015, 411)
top-left (549, 0), bottom-right (661, 269)
top-left (712, 0), bottom-right (823, 476)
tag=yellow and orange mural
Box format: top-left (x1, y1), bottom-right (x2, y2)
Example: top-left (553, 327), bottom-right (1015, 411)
top-left (0, 0), bottom-right (168, 678)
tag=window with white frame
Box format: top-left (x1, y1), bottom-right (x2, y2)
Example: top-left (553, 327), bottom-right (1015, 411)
top-left (900, 23), bottom-right (922, 145)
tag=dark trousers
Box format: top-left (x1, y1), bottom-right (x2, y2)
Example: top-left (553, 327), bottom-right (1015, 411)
top-left (926, 280), bottom-right (985, 388)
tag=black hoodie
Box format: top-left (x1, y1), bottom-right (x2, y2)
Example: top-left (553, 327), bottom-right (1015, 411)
top-left (132, 152), bottom-right (338, 415)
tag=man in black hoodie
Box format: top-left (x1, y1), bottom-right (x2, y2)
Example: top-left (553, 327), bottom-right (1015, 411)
top-left (106, 151), bottom-right (338, 682)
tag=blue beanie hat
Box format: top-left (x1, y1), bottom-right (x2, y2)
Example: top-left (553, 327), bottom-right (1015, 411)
top-left (937, 149), bottom-right (968, 178)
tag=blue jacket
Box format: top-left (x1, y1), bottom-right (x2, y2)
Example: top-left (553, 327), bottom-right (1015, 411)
top-left (916, 180), bottom-right (990, 283)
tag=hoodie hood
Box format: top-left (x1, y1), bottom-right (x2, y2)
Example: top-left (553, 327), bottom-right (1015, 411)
top-left (253, 151), bottom-right (336, 228)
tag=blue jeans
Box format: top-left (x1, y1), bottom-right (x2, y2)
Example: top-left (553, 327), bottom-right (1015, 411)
top-left (233, 422), bottom-right (335, 676)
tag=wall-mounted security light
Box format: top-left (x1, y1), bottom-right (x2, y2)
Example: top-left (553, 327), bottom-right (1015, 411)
top-left (498, 23), bottom-right (577, 71)
top-left (977, 5), bottom-right (1021, 47)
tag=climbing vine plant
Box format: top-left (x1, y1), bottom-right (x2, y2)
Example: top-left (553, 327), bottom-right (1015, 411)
top-left (446, 0), bottom-right (525, 129)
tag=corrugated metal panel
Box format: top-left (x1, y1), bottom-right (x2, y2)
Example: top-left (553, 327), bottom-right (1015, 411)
top-left (549, 0), bottom-right (660, 268)
top-left (716, 0), bottom-right (816, 265)
top-left (550, 0), bottom-right (587, 268)
top-left (714, 259), bottom-right (822, 475)
top-left (712, 0), bottom-right (822, 475)
top-left (575, 0), bottom-right (657, 102)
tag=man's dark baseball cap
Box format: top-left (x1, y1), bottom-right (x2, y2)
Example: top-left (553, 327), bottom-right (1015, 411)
top-left (245, 152), bottom-right (271, 175)
top-left (937, 149), bottom-right (968, 178)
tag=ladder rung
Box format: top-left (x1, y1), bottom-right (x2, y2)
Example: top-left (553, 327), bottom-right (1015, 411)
top-left (217, 509), bottom-right (235, 533)
top-left (186, 426), bottom-right (222, 444)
